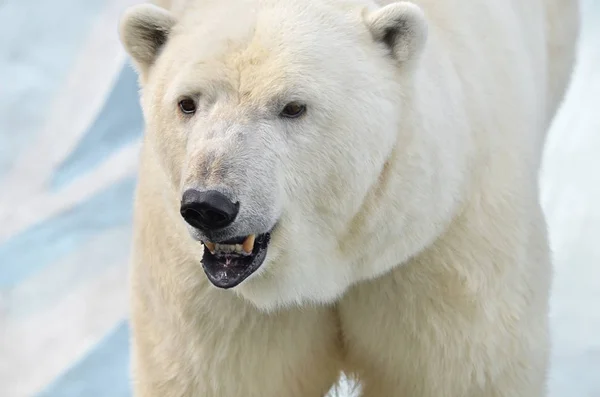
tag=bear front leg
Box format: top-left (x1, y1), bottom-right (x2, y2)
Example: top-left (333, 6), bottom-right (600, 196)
top-left (130, 269), bottom-right (343, 397)
top-left (339, 259), bottom-right (550, 397)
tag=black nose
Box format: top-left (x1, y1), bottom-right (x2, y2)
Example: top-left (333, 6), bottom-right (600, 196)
top-left (180, 189), bottom-right (240, 231)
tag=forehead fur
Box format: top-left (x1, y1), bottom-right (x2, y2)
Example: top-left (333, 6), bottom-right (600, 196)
top-left (151, 0), bottom-right (381, 106)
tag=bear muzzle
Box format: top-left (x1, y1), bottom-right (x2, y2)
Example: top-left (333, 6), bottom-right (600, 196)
top-left (179, 188), bottom-right (275, 289)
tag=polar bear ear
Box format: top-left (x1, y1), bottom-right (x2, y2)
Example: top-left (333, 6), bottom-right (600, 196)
top-left (365, 2), bottom-right (428, 63)
top-left (119, 4), bottom-right (176, 73)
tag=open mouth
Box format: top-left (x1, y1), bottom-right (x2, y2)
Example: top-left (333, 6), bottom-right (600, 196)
top-left (201, 232), bottom-right (271, 289)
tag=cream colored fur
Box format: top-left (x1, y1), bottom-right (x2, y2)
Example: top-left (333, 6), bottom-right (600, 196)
top-left (119, 0), bottom-right (580, 395)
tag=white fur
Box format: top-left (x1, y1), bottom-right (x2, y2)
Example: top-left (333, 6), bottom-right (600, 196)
top-left (120, 0), bottom-right (580, 395)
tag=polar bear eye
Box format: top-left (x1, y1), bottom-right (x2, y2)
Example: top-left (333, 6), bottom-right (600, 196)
top-left (178, 98), bottom-right (197, 115)
top-left (280, 102), bottom-right (306, 119)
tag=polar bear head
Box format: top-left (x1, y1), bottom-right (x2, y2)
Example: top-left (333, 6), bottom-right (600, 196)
top-left (120, 0), bottom-right (440, 310)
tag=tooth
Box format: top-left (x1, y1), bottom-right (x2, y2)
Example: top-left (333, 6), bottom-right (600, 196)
top-left (217, 244), bottom-right (235, 253)
top-left (242, 234), bottom-right (255, 254)
top-left (204, 241), bottom-right (215, 252)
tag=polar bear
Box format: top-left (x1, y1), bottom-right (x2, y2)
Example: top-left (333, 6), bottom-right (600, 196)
top-left (119, 0), bottom-right (579, 396)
